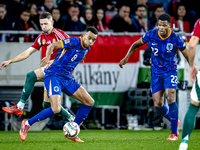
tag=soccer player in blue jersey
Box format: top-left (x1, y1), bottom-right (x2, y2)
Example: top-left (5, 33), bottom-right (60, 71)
top-left (119, 13), bottom-right (189, 140)
top-left (19, 26), bottom-right (98, 142)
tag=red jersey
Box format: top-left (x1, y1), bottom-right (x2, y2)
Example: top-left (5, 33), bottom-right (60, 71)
top-left (31, 28), bottom-right (69, 60)
top-left (191, 19), bottom-right (200, 39)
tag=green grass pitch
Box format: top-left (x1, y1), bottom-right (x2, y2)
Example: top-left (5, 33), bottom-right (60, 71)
top-left (0, 130), bottom-right (200, 150)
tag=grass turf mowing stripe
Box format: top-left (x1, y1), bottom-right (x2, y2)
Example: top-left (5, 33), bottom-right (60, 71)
top-left (0, 130), bottom-right (200, 150)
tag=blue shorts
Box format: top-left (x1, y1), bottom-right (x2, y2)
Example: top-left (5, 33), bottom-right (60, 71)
top-left (44, 75), bottom-right (80, 98)
top-left (151, 71), bottom-right (178, 95)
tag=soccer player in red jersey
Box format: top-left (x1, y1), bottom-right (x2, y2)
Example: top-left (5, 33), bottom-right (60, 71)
top-left (0, 12), bottom-right (76, 128)
top-left (179, 19), bottom-right (199, 150)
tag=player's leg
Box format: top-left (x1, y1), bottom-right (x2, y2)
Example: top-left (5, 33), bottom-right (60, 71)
top-left (163, 73), bottom-right (179, 140)
top-left (179, 75), bottom-right (200, 150)
top-left (20, 94), bottom-right (60, 141)
top-left (151, 74), bottom-right (171, 121)
top-left (61, 78), bottom-right (93, 142)
top-left (18, 68), bottom-right (44, 109)
top-left (42, 90), bottom-right (74, 121)
top-left (63, 86), bottom-right (93, 143)
top-left (165, 88), bottom-right (179, 140)
top-left (179, 100), bottom-right (199, 150)
top-left (71, 86), bottom-right (94, 126)
top-left (19, 76), bottom-right (61, 141)
top-left (62, 77), bottom-right (94, 126)
top-left (2, 68), bottom-right (43, 115)
top-left (152, 90), bottom-right (171, 121)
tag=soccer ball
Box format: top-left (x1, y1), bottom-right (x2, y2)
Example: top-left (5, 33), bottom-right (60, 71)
top-left (63, 122), bottom-right (80, 139)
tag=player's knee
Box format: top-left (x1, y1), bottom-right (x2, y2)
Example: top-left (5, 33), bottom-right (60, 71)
top-left (26, 71), bottom-right (37, 82)
top-left (85, 98), bottom-right (95, 106)
top-left (154, 101), bottom-right (163, 108)
top-left (52, 105), bottom-right (61, 114)
top-left (165, 93), bottom-right (175, 103)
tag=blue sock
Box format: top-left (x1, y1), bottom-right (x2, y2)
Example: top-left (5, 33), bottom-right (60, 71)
top-left (28, 107), bottom-right (55, 126)
top-left (74, 104), bottom-right (93, 126)
top-left (168, 102), bottom-right (178, 136)
top-left (156, 104), bottom-right (171, 121)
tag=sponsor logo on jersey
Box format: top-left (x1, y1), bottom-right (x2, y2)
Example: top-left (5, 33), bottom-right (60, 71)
top-left (42, 39), bottom-right (46, 45)
top-left (54, 86), bottom-right (59, 92)
top-left (166, 43), bottom-right (173, 52)
top-left (46, 41), bottom-right (51, 44)
top-left (64, 39), bottom-right (70, 44)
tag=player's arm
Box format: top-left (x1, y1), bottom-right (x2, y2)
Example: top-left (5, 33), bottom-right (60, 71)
top-left (40, 40), bottom-right (62, 67)
top-left (188, 36), bottom-right (199, 66)
top-left (0, 47), bottom-right (37, 70)
top-left (180, 48), bottom-right (189, 63)
top-left (119, 39), bottom-right (143, 68)
top-left (188, 36), bottom-right (199, 83)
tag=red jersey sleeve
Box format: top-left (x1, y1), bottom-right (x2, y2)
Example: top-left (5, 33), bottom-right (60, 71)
top-left (56, 28), bottom-right (70, 39)
top-left (191, 19), bottom-right (200, 39)
top-left (31, 34), bottom-right (42, 50)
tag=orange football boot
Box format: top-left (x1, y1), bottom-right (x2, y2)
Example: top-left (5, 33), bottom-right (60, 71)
top-left (2, 103), bottom-right (23, 116)
top-left (177, 120), bottom-right (180, 137)
top-left (19, 119), bottom-right (29, 141)
top-left (167, 134), bottom-right (178, 140)
top-left (64, 135), bottom-right (84, 143)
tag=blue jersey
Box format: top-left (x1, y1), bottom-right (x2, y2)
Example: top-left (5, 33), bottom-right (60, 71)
top-left (141, 28), bottom-right (186, 75)
top-left (44, 37), bottom-right (90, 80)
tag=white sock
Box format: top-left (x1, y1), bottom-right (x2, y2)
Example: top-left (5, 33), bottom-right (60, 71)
top-left (17, 101), bottom-right (25, 110)
top-left (25, 120), bottom-right (30, 127)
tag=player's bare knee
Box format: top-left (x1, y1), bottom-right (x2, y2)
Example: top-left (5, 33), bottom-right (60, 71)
top-left (166, 93), bottom-right (175, 103)
top-left (85, 98), bottom-right (94, 106)
top-left (51, 105), bottom-right (61, 114)
top-left (154, 101), bottom-right (163, 108)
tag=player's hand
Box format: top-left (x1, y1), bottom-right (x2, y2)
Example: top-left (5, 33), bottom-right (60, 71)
top-left (0, 60), bottom-right (11, 70)
top-left (190, 65), bottom-right (198, 83)
top-left (40, 57), bottom-right (50, 67)
top-left (119, 58), bottom-right (128, 68)
top-left (45, 60), bottom-right (54, 69)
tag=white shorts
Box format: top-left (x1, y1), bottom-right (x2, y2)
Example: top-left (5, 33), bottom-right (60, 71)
top-left (190, 71), bottom-right (200, 103)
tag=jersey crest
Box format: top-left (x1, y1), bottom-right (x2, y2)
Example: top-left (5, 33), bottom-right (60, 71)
top-left (42, 39), bottom-right (46, 45)
top-left (166, 43), bottom-right (173, 52)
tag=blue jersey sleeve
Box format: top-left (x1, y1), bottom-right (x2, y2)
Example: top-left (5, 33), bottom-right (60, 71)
top-left (141, 30), bottom-right (151, 44)
top-left (176, 34), bottom-right (186, 51)
top-left (60, 37), bottom-right (77, 49)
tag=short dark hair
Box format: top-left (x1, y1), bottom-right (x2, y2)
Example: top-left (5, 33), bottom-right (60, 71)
top-left (86, 26), bottom-right (98, 35)
top-left (118, 4), bottom-right (130, 10)
top-left (70, 3), bottom-right (79, 8)
top-left (158, 13), bottom-right (171, 23)
top-left (0, 4), bottom-right (6, 10)
top-left (154, 4), bottom-right (164, 12)
top-left (39, 12), bottom-right (52, 20)
top-left (20, 8), bottom-right (30, 15)
top-left (136, 4), bottom-right (146, 10)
